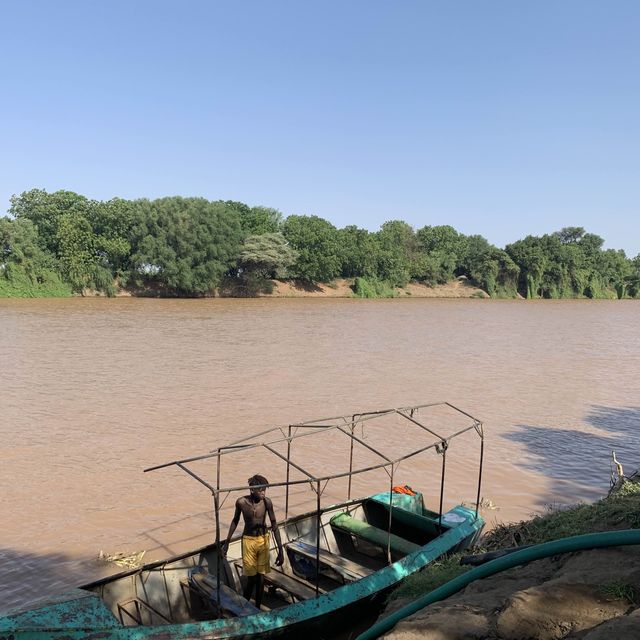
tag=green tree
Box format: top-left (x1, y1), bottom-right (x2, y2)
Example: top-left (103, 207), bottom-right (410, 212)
top-left (230, 232), bottom-right (298, 296)
top-left (282, 215), bottom-right (342, 283)
top-left (10, 189), bottom-right (93, 255)
top-left (0, 217), bottom-right (70, 296)
top-left (337, 225), bottom-right (379, 278)
top-left (10, 189), bottom-right (134, 294)
top-left (220, 201), bottom-right (284, 235)
top-left (375, 220), bottom-right (418, 286)
top-left (87, 198), bottom-right (135, 277)
top-left (55, 213), bottom-right (100, 292)
top-left (129, 197), bottom-right (243, 296)
top-left (506, 236), bottom-right (549, 298)
top-left (242, 206), bottom-right (283, 235)
top-left (588, 249), bottom-right (630, 299)
top-left (415, 225), bottom-right (468, 285)
top-left (539, 235), bottom-right (574, 298)
top-left (462, 235), bottom-right (518, 297)
top-left (626, 255), bottom-right (640, 298)
top-left (577, 232), bottom-right (605, 255)
top-left (554, 226), bottom-right (586, 245)
top-left (238, 232), bottom-right (297, 279)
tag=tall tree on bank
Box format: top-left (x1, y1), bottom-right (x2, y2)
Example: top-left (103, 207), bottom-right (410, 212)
top-left (237, 232), bottom-right (297, 279)
top-left (9, 189), bottom-right (133, 294)
top-left (415, 225), bottom-right (468, 285)
top-left (337, 225), bottom-right (379, 279)
top-left (282, 215), bottom-right (342, 283)
top-left (128, 197), bottom-right (243, 296)
top-left (230, 232), bottom-right (298, 295)
top-left (506, 236), bottom-right (549, 298)
top-left (10, 189), bottom-right (90, 255)
top-left (626, 255), bottom-right (640, 298)
top-left (507, 228), bottom-right (631, 299)
top-left (462, 235), bottom-right (519, 297)
top-left (0, 217), bottom-right (70, 296)
top-left (222, 201), bottom-right (283, 235)
top-left (375, 220), bottom-right (418, 287)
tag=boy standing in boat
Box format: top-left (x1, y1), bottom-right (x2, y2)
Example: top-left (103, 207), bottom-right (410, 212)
top-left (221, 474), bottom-right (284, 607)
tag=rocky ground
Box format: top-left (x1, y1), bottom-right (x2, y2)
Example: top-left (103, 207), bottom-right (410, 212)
top-left (382, 545), bottom-right (640, 639)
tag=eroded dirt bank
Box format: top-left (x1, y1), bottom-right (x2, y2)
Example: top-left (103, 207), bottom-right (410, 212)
top-left (262, 277), bottom-right (488, 298)
top-left (382, 546), bottom-right (640, 639)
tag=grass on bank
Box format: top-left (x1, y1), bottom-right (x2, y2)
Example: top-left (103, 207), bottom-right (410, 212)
top-left (391, 482), bottom-right (640, 600)
top-left (352, 277), bottom-right (397, 298)
top-left (0, 270), bottom-right (72, 297)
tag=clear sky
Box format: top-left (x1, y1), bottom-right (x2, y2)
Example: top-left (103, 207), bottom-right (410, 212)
top-left (1, 1), bottom-right (639, 257)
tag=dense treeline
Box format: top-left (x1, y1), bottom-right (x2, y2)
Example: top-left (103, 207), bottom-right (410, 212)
top-left (1, 189), bottom-right (639, 298)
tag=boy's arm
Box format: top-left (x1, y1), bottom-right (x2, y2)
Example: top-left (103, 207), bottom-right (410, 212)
top-left (221, 499), bottom-right (242, 555)
top-left (266, 497), bottom-right (284, 565)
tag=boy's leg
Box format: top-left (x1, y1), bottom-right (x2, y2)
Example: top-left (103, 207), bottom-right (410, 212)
top-left (242, 535), bottom-right (258, 601)
top-left (243, 575), bottom-right (256, 601)
top-left (255, 574), bottom-right (265, 607)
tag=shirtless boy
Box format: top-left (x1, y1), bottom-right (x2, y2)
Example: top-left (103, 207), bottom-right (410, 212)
top-left (221, 474), bottom-right (284, 607)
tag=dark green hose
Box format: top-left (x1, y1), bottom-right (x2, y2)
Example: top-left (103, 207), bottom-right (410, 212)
top-left (356, 529), bottom-right (640, 640)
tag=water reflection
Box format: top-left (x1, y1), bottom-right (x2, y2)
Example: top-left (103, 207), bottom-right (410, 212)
top-left (503, 405), bottom-right (640, 508)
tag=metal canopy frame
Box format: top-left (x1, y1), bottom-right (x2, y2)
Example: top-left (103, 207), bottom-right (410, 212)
top-left (144, 401), bottom-right (485, 604)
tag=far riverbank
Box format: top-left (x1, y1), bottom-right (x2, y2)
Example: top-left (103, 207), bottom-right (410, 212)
top-left (260, 277), bottom-right (489, 298)
top-left (107, 276), bottom-right (490, 299)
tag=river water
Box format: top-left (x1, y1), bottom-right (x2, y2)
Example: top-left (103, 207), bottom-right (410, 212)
top-left (1, 298), bottom-right (639, 612)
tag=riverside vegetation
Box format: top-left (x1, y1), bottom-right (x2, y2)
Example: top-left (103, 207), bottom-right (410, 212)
top-left (2, 189), bottom-right (639, 299)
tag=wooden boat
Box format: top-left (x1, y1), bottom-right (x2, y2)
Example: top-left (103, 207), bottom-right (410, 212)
top-left (0, 403), bottom-right (486, 640)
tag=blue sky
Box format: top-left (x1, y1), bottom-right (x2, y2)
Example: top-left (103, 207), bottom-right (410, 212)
top-left (1, 1), bottom-right (639, 257)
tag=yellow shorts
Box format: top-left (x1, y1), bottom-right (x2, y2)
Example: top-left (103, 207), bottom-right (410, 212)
top-left (242, 534), bottom-right (271, 576)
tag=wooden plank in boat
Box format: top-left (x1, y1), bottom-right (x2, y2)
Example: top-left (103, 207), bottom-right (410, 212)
top-left (265, 568), bottom-right (324, 601)
top-left (233, 562), bottom-right (323, 602)
top-left (286, 540), bottom-right (374, 582)
top-left (188, 573), bottom-right (260, 617)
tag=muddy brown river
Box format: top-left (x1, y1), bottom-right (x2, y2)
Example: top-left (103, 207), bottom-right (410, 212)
top-left (1, 298), bottom-right (639, 612)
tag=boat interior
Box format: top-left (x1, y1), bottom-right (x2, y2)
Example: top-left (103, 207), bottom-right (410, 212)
top-left (87, 491), bottom-right (450, 627)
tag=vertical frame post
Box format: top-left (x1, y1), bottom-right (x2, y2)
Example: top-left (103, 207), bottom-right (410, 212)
top-left (315, 480), bottom-right (321, 599)
top-left (347, 419), bottom-right (355, 500)
top-left (438, 442), bottom-right (447, 531)
top-left (285, 426), bottom-right (292, 520)
top-left (475, 425), bottom-right (484, 520)
top-left (387, 464), bottom-right (394, 565)
top-left (213, 489), bottom-right (222, 615)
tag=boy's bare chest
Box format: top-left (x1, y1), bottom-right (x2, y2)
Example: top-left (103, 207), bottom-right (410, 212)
top-left (240, 497), bottom-right (267, 521)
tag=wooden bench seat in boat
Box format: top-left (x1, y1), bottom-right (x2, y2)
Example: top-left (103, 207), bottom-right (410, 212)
top-left (265, 569), bottom-right (324, 601)
top-left (330, 512), bottom-right (421, 557)
top-left (286, 540), bottom-right (374, 583)
top-left (186, 572), bottom-right (260, 617)
top-left (233, 562), bottom-right (323, 602)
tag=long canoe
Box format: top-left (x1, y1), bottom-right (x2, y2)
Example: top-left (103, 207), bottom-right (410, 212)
top-left (0, 402), bottom-right (486, 640)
